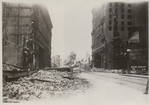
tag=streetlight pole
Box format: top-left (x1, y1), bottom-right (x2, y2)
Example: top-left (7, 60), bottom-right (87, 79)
top-left (127, 49), bottom-right (131, 74)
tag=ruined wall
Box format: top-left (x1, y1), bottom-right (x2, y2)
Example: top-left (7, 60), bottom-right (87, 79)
top-left (3, 2), bottom-right (53, 69)
top-left (3, 3), bottom-right (34, 67)
top-left (33, 4), bottom-right (52, 68)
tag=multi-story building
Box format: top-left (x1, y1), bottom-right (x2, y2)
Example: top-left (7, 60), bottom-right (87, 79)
top-left (51, 55), bottom-right (62, 67)
top-left (3, 2), bottom-right (53, 70)
top-left (91, 4), bottom-right (106, 68)
top-left (91, 2), bottom-right (148, 73)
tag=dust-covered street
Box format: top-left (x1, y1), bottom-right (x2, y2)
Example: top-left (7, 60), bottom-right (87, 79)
top-left (3, 70), bottom-right (90, 103)
top-left (20, 71), bottom-right (148, 105)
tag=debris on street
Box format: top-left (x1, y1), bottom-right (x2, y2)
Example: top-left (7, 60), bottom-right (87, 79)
top-left (3, 70), bottom-right (90, 103)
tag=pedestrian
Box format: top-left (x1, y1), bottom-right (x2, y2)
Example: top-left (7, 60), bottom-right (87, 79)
top-left (23, 46), bottom-right (30, 69)
top-left (27, 39), bottom-right (34, 70)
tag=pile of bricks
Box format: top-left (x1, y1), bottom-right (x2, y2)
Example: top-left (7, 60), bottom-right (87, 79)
top-left (3, 70), bottom-right (90, 103)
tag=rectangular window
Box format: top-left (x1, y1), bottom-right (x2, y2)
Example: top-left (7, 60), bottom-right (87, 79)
top-left (121, 14), bottom-right (124, 19)
top-left (115, 8), bottom-right (118, 13)
top-left (109, 14), bottom-right (112, 18)
top-left (121, 27), bottom-right (124, 31)
top-left (109, 20), bottom-right (112, 25)
top-left (109, 26), bottom-right (112, 30)
top-left (127, 15), bottom-right (132, 19)
top-left (121, 21), bottom-right (124, 25)
top-left (114, 20), bottom-right (118, 25)
top-left (109, 3), bottom-right (112, 7)
top-left (122, 9), bottom-right (124, 13)
top-left (128, 4), bottom-right (132, 7)
top-left (128, 22), bottom-right (132, 25)
top-left (109, 8), bottom-right (112, 12)
top-left (128, 9), bottom-right (132, 13)
top-left (116, 21), bottom-right (118, 25)
top-left (116, 26), bottom-right (118, 30)
top-left (115, 3), bottom-right (118, 7)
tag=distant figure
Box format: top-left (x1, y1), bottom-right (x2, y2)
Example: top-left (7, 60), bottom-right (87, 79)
top-left (23, 47), bottom-right (30, 69)
top-left (23, 39), bottom-right (34, 70)
top-left (27, 39), bottom-right (34, 70)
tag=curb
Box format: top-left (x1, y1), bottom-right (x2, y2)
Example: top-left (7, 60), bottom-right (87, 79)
top-left (121, 74), bottom-right (149, 78)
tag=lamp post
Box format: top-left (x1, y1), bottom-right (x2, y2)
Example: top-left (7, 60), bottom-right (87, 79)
top-left (127, 49), bottom-right (131, 74)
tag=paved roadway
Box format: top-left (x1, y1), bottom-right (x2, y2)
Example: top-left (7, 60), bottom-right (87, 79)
top-left (24, 72), bottom-right (149, 105)
top-left (87, 72), bottom-right (148, 92)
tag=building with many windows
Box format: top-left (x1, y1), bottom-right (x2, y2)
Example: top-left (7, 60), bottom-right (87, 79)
top-left (91, 2), bottom-right (148, 73)
top-left (3, 2), bottom-right (53, 70)
top-left (51, 55), bottom-right (62, 67)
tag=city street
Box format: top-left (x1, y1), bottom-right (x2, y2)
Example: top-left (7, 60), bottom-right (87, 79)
top-left (2, 1), bottom-right (149, 105)
top-left (25, 71), bottom-right (149, 105)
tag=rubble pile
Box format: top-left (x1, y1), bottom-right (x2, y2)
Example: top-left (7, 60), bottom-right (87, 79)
top-left (3, 70), bottom-right (90, 103)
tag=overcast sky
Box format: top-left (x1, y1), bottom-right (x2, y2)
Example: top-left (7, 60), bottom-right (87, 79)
top-left (46, 0), bottom-right (93, 61)
top-left (43, 0), bottom-right (108, 61)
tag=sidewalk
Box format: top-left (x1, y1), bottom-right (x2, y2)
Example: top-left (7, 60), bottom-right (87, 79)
top-left (91, 68), bottom-right (149, 78)
top-left (88, 71), bottom-right (148, 92)
top-left (121, 74), bottom-right (148, 78)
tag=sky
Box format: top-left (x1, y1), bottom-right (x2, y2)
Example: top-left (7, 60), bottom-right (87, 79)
top-left (43, 0), bottom-right (113, 61)
top-left (45, 0), bottom-right (99, 61)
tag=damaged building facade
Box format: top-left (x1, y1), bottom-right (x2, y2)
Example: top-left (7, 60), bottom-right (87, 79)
top-left (91, 2), bottom-right (148, 74)
top-left (3, 2), bottom-right (53, 70)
